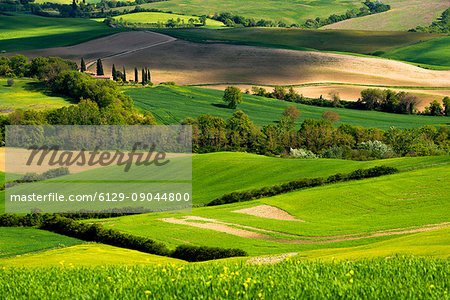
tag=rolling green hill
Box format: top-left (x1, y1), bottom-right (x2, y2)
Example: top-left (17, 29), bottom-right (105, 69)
top-left (95, 12), bottom-right (225, 28)
top-left (86, 164), bottom-right (450, 255)
top-left (383, 36), bottom-right (450, 68)
top-left (125, 85), bottom-right (450, 130)
top-left (113, 0), bottom-right (364, 25)
top-left (0, 244), bottom-right (185, 267)
top-left (0, 78), bottom-right (74, 112)
top-left (0, 14), bottom-right (122, 52)
top-left (0, 227), bottom-right (83, 258)
top-left (151, 27), bottom-right (442, 56)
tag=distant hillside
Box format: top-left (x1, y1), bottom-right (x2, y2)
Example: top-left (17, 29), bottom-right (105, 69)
top-left (322, 0), bottom-right (449, 31)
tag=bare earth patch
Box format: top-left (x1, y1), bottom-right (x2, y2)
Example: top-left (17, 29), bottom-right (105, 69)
top-left (14, 32), bottom-right (450, 92)
top-left (247, 252), bottom-right (298, 265)
top-left (233, 205), bottom-right (305, 222)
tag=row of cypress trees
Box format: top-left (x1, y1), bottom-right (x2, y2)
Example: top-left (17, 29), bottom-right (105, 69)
top-left (80, 58), bottom-right (152, 85)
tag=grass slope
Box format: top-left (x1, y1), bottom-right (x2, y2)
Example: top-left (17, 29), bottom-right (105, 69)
top-left (113, 0), bottom-right (363, 25)
top-left (0, 78), bottom-right (74, 112)
top-left (125, 85), bottom-right (450, 130)
top-left (97, 12), bottom-right (224, 28)
top-left (0, 244), bottom-right (185, 267)
top-left (0, 14), bottom-right (122, 52)
top-left (300, 227), bottom-right (450, 260)
top-left (0, 227), bottom-right (83, 258)
top-left (152, 27), bottom-right (442, 55)
top-left (87, 164), bottom-right (450, 255)
top-left (323, 0), bottom-right (449, 31)
top-left (383, 36), bottom-right (450, 68)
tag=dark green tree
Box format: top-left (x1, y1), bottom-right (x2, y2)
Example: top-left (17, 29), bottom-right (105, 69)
top-left (134, 67), bottom-right (138, 83)
top-left (112, 64), bottom-right (117, 81)
top-left (80, 58), bottom-right (86, 72)
top-left (443, 97), bottom-right (450, 116)
top-left (96, 59), bottom-right (104, 76)
top-left (147, 68), bottom-right (151, 84)
top-left (141, 69), bottom-right (145, 85)
top-left (223, 86), bottom-right (242, 109)
top-left (122, 66), bottom-right (126, 82)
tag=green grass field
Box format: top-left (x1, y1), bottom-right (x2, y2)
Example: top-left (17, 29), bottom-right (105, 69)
top-left (152, 27), bottom-right (442, 55)
top-left (113, 0), bottom-right (364, 26)
top-left (0, 78), bottom-right (74, 112)
top-left (0, 14), bottom-right (122, 52)
top-left (125, 85), bottom-right (450, 130)
top-left (85, 164), bottom-right (450, 255)
top-left (0, 244), bottom-right (184, 267)
top-left (322, 0), bottom-right (449, 32)
top-left (96, 12), bottom-right (225, 28)
top-left (1, 256), bottom-right (447, 299)
top-left (383, 36), bottom-right (450, 68)
top-left (0, 227), bottom-right (83, 258)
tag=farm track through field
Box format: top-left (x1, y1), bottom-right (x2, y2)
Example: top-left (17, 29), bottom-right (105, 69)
top-left (161, 216), bottom-right (450, 244)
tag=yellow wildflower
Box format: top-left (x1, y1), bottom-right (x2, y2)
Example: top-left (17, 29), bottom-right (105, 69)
top-left (350, 270), bottom-right (354, 275)
top-left (144, 291), bottom-right (151, 295)
top-left (430, 284), bottom-right (435, 289)
top-left (349, 279), bottom-right (354, 284)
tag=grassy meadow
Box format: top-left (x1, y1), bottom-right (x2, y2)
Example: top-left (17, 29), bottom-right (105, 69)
top-left (383, 36), bottom-right (450, 68)
top-left (0, 14), bottom-right (122, 52)
top-left (322, 0), bottom-right (449, 31)
top-left (83, 164), bottom-right (450, 255)
top-left (125, 85), bottom-right (450, 130)
top-left (1, 256), bottom-right (447, 299)
top-left (96, 12), bottom-right (225, 28)
top-left (0, 244), bottom-right (184, 267)
top-left (0, 78), bottom-right (73, 112)
top-left (113, 0), bottom-right (363, 25)
top-left (0, 227), bottom-right (82, 258)
top-left (153, 27), bottom-right (442, 56)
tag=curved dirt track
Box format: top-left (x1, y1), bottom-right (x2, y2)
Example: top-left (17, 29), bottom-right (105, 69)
top-left (16, 31), bottom-right (450, 90)
top-left (161, 216), bottom-right (450, 244)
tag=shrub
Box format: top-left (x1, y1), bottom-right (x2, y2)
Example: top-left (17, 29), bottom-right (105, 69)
top-left (290, 148), bottom-right (317, 159)
top-left (322, 111), bottom-right (340, 122)
top-left (357, 140), bottom-right (395, 158)
top-left (171, 245), bottom-right (247, 262)
top-left (6, 78), bottom-right (14, 86)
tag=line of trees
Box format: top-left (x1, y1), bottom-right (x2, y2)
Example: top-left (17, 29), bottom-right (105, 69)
top-left (181, 109), bottom-right (449, 159)
top-left (208, 166), bottom-right (399, 206)
top-left (250, 86), bottom-right (450, 116)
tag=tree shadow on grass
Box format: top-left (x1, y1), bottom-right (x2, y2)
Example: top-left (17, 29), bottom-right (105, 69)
top-left (22, 81), bottom-right (78, 105)
top-left (211, 103), bottom-right (231, 109)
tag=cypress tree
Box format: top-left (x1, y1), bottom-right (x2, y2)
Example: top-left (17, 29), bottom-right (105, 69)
top-left (96, 59), bottom-right (104, 76)
top-left (122, 66), bottom-right (126, 82)
top-left (147, 68), bottom-right (151, 84)
top-left (141, 69), bottom-right (145, 85)
top-left (112, 64), bottom-right (117, 81)
top-left (80, 58), bottom-right (86, 72)
top-left (134, 67), bottom-right (138, 83)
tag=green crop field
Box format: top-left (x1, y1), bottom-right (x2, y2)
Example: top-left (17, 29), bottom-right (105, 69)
top-left (0, 227), bottom-right (83, 258)
top-left (0, 78), bottom-right (74, 112)
top-left (0, 244), bottom-right (184, 267)
top-left (0, 14), bottom-right (122, 52)
top-left (152, 27), bottom-right (442, 56)
top-left (383, 36), bottom-right (450, 68)
top-left (1, 256), bottom-right (448, 299)
top-left (113, 0), bottom-right (364, 26)
top-left (85, 164), bottom-right (450, 255)
top-left (96, 12), bottom-right (225, 28)
top-left (125, 85), bottom-right (450, 130)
